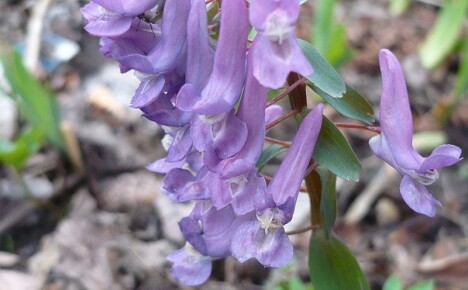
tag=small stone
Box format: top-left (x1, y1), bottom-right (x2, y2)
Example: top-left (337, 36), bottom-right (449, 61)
top-left (376, 197), bottom-right (400, 225)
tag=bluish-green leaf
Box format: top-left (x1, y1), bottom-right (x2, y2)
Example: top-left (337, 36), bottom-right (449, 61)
top-left (312, 115), bottom-right (362, 181)
top-left (314, 84), bottom-right (374, 124)
top-left (298, 39), bottom-right (346, 98)
top-left (382, 274), bottom-right (403, 290)
top-left (309, 229), bottom-right (370, 290)
top-left (408, 280), bottom-right (435, 290)
top-left (0, 128), bottom-right (43, 170)
top-left (419, 0), bottom-right (468, 69)
top-left (317, 168), bottom-right (337, 236)
top-left (257, 144), bottom-right (288, 170)
top-left (1, 50), bottom-right (64, 151)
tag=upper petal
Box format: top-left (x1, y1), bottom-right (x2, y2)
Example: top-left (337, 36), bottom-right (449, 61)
top-left (268, 104), bottom-right (324, 207)
top-left (418, 144), bottom-right (462, 172)
top-left (378, 49), bottom-right (423, 169)
top-left (192, 0), bottom-right (249, 115)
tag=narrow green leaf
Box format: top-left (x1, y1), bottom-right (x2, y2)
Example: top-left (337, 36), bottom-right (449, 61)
top-left (257, 144), bottom-right (288, 170)
top-left (382, 274), bottom-right (403, 290)
top-left (325, 24), bottom-right (353, 69)
top-left (419, 0), bottom-right (468, 69)
top-left (309, 229), bottom-right (370, 290)
top-left (0, 128), bottom-right (43, 170)
top-left (389, 0), bottom-right (410, 15)
top-left (317, 168), bottom-right (337, 236)
top-left (314, 84), bottom-right (375, 124)
top-left (408, 280), bottom-right (435, 290)
top-left (298, 39), bottom-right (346, 98)
top-left (312, 0), bottom-right (336, 54)
top-left (455, 37), bottom-right (468, 97)
top-left (312, 116), bottom-right (362, 181)
top-left (1, 50), bottom-right (64, 151)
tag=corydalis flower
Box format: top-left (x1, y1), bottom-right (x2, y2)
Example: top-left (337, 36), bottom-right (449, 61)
top-left (370, 49), bottom-right (462, 217)
top-left (249, 0), bottom-right (313, 89)
top-left (231, 104), bottom-right (324, 267)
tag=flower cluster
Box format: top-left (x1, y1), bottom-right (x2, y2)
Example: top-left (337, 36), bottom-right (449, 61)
top-left (82, 0), bottom-right (320, 285)
top-left (82, 0), bottom-right (463, 286)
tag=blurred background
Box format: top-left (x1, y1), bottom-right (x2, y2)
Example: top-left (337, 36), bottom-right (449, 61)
top-left (0, 0), bottom-right (466, 289)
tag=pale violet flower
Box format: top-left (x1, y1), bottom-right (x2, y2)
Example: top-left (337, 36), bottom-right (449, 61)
top-left (249, 0), bottom-right (313, 89)
top-left (369, 49), bottom-right (462, 217)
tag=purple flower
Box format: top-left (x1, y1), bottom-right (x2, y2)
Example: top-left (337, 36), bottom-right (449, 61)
top-left (249, 0), bottom-right (313, 89)
top-left (369, 49), bottom-right (462, 217)
top-left (231, 104), bottom-right (324, 267)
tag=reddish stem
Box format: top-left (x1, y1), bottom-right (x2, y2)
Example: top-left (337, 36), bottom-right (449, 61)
top-left (286, 224), bottom-right (320, 235)
top-left (266, 109), bottom-right (300, 130)
top-left (264, 136), bottom-right (290, 147)
top-left (266, 78), bottom-right (305, 107)
top-left (335, 123), bottom-right (381, 134)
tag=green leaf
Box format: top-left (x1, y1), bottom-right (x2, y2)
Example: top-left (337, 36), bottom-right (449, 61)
top-left (325, 24), bottom-right (353, 69)
top-left (382, 274), bottom-right (403, 290)
top-left (408, 280), bottom-right (435, 290)
top-left (298, 39), bottom-right (346, 98)
top-left (257, 144), bottom-right (288, 170)
top-left (313, 84), bottom-right (375, 124)
top-left (309, 229), bottom-right (370, 290)
top-left (419, 0), bottom-right (468, 69)
top-left (312, 115), bottom-right (362, 181)
top-left (455, 37), bottom-right (468, 97)
top-left (1, 50), bottom-right (64, 151)
top-left (312, 0), bottom-right (336, 54)
top-left (0, 128), bottom-right (43, 170)
top-left (317, 168), bottom-right (337, 236)
top-left (276, 277), bottom-right (307, 290)
top-left (388, 0), bottom-right (410, 15)
top-left (310, 0), bottom-right (351, 68)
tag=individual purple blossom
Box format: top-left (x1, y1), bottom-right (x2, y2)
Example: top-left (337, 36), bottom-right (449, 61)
top-left (231, 104), bottom-right (324, 267)
top-left (249, 0), bottom-right (313, 89)
top-left (369, 49), bottom-right (462, 217)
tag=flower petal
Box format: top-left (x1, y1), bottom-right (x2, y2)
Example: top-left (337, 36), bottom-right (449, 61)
top-left (269, 104), bottom-right (323, 207)
top-left (231, 217), bottom-right (293, 267)
top-left (167, 246), bottom-right (212, 286)
top-left (418, 144), bottom-right (462, 172)
top-left (378, 49), bottom-right (422, 169)
top-left (400, 174), bottom-right (442, 217)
